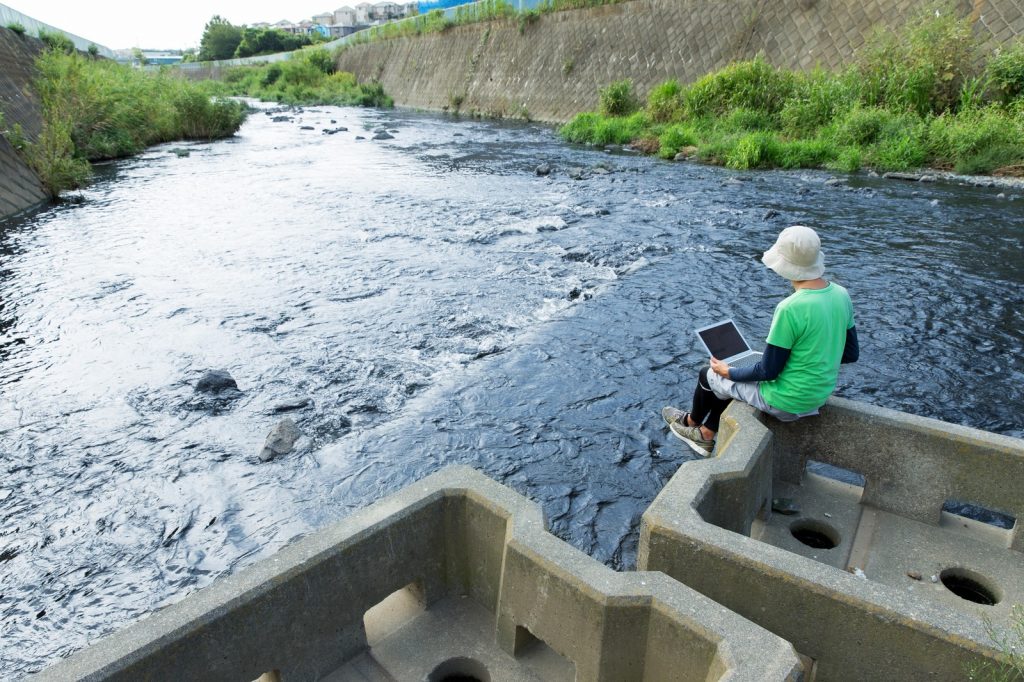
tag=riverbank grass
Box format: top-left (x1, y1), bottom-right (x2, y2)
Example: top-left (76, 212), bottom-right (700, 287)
top-left (19, 47), bottom-right (247, 197)
top-left (215, 47), bottom-right (393, 107)
top-left (561, 8), bottom-right (1024, 176)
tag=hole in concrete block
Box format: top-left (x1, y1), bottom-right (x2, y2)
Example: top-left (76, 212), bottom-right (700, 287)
top-left (363, 583), bottom-right (425, 645)
top-left (939, 568), bottom-right (1001, 605)
top-left (512, 626), bottom-right (576, 680)
top-left (427, 656), bottom-right (490, 682)
top-left (790, 520), bottom-right (840, 549)
top-left (942, 499), bottom-right (1016, 530)
top-left (805, 459), bottom-right (865, 487)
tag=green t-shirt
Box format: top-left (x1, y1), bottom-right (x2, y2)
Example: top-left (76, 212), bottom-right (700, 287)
top-left (758, 283), bottom-right (855, 414)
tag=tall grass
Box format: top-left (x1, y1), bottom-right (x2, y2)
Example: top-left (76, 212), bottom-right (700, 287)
top-left (22, 48), bottom-right (247, 196)
top-left (559, 5), bottom-right (1024, 176)
top-left (216, 48), bottom-right (393, 107)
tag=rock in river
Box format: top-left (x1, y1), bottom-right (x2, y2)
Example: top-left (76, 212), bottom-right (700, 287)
top-left (259, 418), bottom-right (302, 462)
top-left (196, 370), bottom-right (239, 394)
top-left (372, 131), bottom-right (395, 140)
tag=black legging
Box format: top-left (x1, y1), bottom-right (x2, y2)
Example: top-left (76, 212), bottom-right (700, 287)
top-left (690, 366), bottom-right (731, 433)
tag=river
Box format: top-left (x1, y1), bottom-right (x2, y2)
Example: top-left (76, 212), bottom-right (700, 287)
top-left (1, 103), bottom-right (1022, 675)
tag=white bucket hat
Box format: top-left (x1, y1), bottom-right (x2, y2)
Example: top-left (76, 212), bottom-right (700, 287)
top-left (761, 225), bottom-right (825, 281)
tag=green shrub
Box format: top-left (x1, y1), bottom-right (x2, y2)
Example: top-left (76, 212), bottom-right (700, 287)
top-left (37, 29), bottom-right (75, 54)
top-left (854, 3), bottom-right (977, 115)
top-left (722, 107), bottom-right (776, 131)
top-left (657, 123), bottom-right (697, 158)
top-left (872, 126), bottom-right (928, 171)
top-left (599, 79), bottom-right (638, 117)
top-left (780, 70), bottom-right (856, 135)
top-left (298, 47), bottom-right (335, 75)
top-left (954, 143), bottom-right (1024, 175)
top-left (261, 64), bottom-right (283, 87)
top-left (986, 43), bottom-right (1024, 104)
top-left (829, 146), bottom-right (863, 173)
top-left (776, 138), bottom-right (836, 169)
top-left (592, 111), bottom-right (648, 145)
top-left (561, 112), bottom-right (601, 144)
top-left (6, 22), bottom-right (26, 35)
top-left (647, 79), bottom-right (684, 123)
top-left (23, 49), bottom-right (247, 196)
top-left (685, 57), bottom-right (795, 117)
top-left (833, 107), bottom-right (895, 146)
top-left (926, 106), bottom-right (1024, 167)
top-left (725, 131), bottom-right (782, 169)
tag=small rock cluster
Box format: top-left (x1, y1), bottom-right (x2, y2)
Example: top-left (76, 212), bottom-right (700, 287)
top-left (194, 370), bottom-right (308, 462)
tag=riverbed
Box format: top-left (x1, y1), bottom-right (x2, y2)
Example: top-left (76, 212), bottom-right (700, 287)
top-left (1, 103), bottom-right (1022, 675)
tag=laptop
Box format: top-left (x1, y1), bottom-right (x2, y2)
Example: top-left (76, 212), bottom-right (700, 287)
top-left (695, 319), bottom-right (762, 368)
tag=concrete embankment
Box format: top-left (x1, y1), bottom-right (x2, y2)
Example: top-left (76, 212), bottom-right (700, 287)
top-left (334, 0), bottom-right (1024, 124)
top-left (0, 25), bottom-right (47, 221)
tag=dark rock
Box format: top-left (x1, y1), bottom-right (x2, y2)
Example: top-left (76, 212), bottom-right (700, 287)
top-left (535, 163), bottom-right (552, 176)
top-left (567, 167), bottom-right (586, 180)
top-left (322, 127), bottom-right (348, 135)
top-left (372, 131), bottom-right (395, 140)
top-left (795, 186), bottom-right (810, 195)
top-left (568, 288), bottom-right (582, 301)
top-left (271, 116), bottom-right (291, 123)
top-left (300, 125), bottom-right (315, 131)
top-left (824, 178), bottom-right (844, 187)
top-left (763, 209), bottom-right (780, 220)
top-left (196, 370), bottom-right (238, 394)
top-left (771, 497), bottom-right (801, 515)
top-left (272, 398), bottom-right (311, 413)
top-left (388, 129), bottom-right (399, 133)
top-left (259, 418), bottom-right (302, 462)
top-left (330, 119), bottom-right (336, 123)
top-left (453, 132), bottom-right (464, 136)
top-left (355, 136), bottom-right (366, 140)
top-left (906, 571), bottom-right (923, 581)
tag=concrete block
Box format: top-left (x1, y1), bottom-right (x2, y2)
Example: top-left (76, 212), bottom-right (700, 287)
top-left (640, 397), bottom-right (1024, 680)
top-left (37, 466), bottom-right (802, 681)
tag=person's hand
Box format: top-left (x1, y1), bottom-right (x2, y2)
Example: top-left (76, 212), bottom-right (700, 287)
top-left (710, 356), bottom-right (730, 379)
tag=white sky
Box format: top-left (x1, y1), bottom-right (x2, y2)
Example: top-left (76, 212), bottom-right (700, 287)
top-left (7, 0), bottom-right (342, 50)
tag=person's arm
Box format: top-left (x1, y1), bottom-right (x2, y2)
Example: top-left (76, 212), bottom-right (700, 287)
top-left (724, 343), bottom-right (791, 382)
top-left (841, 326), bottom-right (859, 364)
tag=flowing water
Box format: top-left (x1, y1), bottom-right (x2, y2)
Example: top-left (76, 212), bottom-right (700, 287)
top-left (1, 103), bottom-right (1023, 675)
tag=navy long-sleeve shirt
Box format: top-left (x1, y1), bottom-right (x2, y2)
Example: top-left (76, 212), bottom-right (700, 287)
top-left (728, 326), bottom-right (859, 383)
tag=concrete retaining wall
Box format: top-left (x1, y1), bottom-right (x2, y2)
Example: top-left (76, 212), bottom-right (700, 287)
top-left (36, 466), bottom-right (802, 681)
top-left (334, 0), bottom-right (1024, 123)
top-left (639, 397), bottom-right (1024, 681)
top-left (0, 25), bottom-right (47, 220)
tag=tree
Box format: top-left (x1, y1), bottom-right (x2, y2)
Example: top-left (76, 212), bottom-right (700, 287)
top-left (234, 28), bottom-right (310, 58)
top-left (199, 15), bottom-right (242, 61)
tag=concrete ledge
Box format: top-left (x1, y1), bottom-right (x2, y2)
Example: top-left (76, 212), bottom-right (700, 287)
top-left (639, 397), bottom-right (1024, 680)
top-left (37, 466), bottom-right (802, 681)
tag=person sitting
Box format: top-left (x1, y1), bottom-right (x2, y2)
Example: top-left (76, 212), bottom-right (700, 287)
top-left (663, 225), bottom-right (859, 456)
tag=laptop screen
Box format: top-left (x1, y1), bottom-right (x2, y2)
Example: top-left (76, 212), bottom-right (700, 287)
top-left (697, 321), bottom-right (750, 360)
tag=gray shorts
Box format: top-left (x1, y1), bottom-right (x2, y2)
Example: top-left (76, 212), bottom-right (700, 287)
top-left (706, 370), bottom-right (820, 423)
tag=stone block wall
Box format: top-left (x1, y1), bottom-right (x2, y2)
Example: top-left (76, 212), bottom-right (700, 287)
top-left (335, 0), bottom-right (1024, 123)
top-left (0, 26), bottom-right (47, 220)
